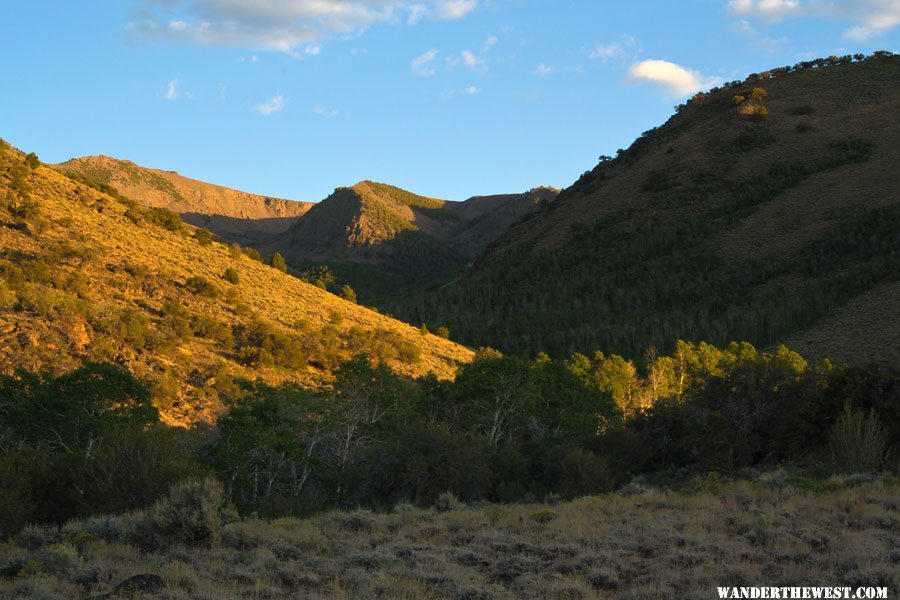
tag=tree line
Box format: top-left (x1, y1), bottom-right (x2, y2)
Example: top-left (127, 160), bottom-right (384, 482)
top-left (1, 341), bottom-right (896, 537)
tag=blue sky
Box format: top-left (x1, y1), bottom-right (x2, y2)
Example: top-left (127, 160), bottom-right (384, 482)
top-left (1, 1), bottom-right (897, 202)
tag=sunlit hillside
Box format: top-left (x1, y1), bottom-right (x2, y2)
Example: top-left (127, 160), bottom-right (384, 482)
top-left (54, 155), bottom-right (314, 246)
top-left (394, 54), bottom-right (900, 362)
top-left (0, 142), bottom-right (474, 426)
top-left (269, 180), bottom-right (556, 302)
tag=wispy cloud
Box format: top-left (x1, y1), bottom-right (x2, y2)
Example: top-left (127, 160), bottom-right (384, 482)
top-left (465, 85), bottom-right (480, 94)
top-left (130, 0), bottom-right (479, 56)
top-left (629, 59), bottom-right (721, 97)
top-left (534, 63), bottom-right (554, 77)
top-left (436, 0), bottom-right (477, 20)
top-left (446, 49), bottom-right (486, 73)
top-left (412, 48), bottom-right (439, 76)
top-left (165, 79), bottom-right (180, 100)
top-left (728, 0), bottom-right (900, 41)
top-left (588, 36), bottom-right (637, 60)
top-left (255, 93), bottom-right (287, 115)
top-left (730, 18), bottom-right (789, 52)
top-left (408, 3), bottom-right (428, 24)
top-left (314, 106), bottom-right (340, 117)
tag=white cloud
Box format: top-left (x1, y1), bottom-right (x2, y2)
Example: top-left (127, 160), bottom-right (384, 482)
top-left (436, 0), bottom-right (477, 20)
top-left (534, 63), bottom-right (553, 77)
top-left (304, 44), bottom-right (321, 56)
top-left (165, 79), bottom-right (180, 100)
top-left (131, 0), bottom-right (478, 55)
top-left (464, 85), bottom-right (480, 94)
top-left (728, 0), bottom-right (800, 19)
top-left (589, 42), bottom-right (624, 60)
top-left (588, 36), bottom-right (637, 60)
top-left (314, 106), bottom-right (340, 117)
top-left (412, 48), bottom-right (439, 76)
top-left (461, 50), bottom-right (486, 72)
top-left (255, 93), bottom-right (287, 115)
top-left (629, 59), bottom-right (721, 97)
top-left (729, 0), bottom-right (900, 40)
top-left (407, 3), bottom-right (428, 24)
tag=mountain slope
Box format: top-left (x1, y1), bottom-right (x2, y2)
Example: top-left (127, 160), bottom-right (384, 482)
top-left (0, 141), bottom-right (474, 426)
top-left (392, 53), bottom-right (900, 362)
top-left (54, 155), bottom-right (313, 245)
top-left (268, 181), bottom-right (556, 301)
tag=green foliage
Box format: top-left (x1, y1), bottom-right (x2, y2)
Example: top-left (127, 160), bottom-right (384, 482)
top-left (0, 347), bottom-right (897, 531)
top-left (301, 264), bottom-right (335, 290)
top-left (829, 404), bottom-right (887, 473)
top-left (339, 284), bottom-right (356, 303)
top-left (190, 314), bottom-right (233, 349)
top-left (736, 127), bottom-right (776, 150)
top-left (144, 207), bottom-right (185, 233)
top-left (138, 478), bottom-right (229, 548)
top-left (184, 275), bottom-right (220, 299)
top-left (270, 252), bottom-right (287, 273)
top-left (24, 153), bottom-right (40, 170)
top-left (394, 137), bottom-right (888, 359)
top-left (436, 326), bottom-right (450, 339)
top-left (194, 228), bottom-right (213, 246)
top-left (221, 267), bottom-right (239, 285)
top-left (0, 363), bottom-right (158, 457)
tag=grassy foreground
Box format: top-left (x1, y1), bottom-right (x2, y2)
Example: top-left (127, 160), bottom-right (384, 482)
top-left (1, 477), bottom-right (897, 599)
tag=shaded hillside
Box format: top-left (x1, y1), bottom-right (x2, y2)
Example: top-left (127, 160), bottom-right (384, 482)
top-left (393, 53), bottom-right (900, 361)
top-left (54, 155), bottom-right (313, 245)
top-left (0, 140), bottom-right (474, 426)
top-left (269, 181), bottom-right (555, 302)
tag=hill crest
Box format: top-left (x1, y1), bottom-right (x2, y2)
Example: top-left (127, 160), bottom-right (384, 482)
top-left (0, 142), bottom-right (474, 426)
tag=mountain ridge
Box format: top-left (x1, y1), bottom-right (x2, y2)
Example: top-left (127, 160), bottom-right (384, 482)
top-left (392, 53), bottom-right (900, 363)
top-left (0, 142), bottom-right (474, 427)
top-left (54, 155), bottom-right (314, 245)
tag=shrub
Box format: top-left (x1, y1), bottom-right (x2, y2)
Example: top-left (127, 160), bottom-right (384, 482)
top-left (436, 326), bottom-right (450, 339)
top-left (161, 300), bottom-right (192, 338)
top-left (222, 267), bottom-right (240, 285)
top-left (184, 276), bottom-right (220, 299)
top-left (434, 492), bottom-right (462, 512)
top-left (242, 247), bottom-right (264, 262)
top-left (270, 252), bottom-right (287, 273)
top-left (749, 87), bottom-right (768, 102)
top-left (24, 152), bottom-right (41, 169)
top-left (145, 207), bottom-right (185, 233)
top-left (750, 106), bottom-right (769, 122)
top-left (0, 279), bottom-right (15, 310)
top-left (530, 509), bottom-right (558, 524)
top-left (194, 228), bottom-right (213, 246)
top-left (139, 478), bottom-right (229, 548)
top-left (829, 404), bottom-right (887, 473)
top-left (396, 339), bottom-right (422, 364)
top-left (557, 448), bottom-right (614, 499)
top-left (190, 315), bottom-right (233, 349)
top-left (115, 308), bottom-right (152, 350)
top-left (736, 127), bottom-right (776, 150)
top-left (339, 284), bottom-right (357, 303)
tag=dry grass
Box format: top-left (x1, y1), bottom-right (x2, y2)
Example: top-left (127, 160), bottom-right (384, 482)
top-left (1, 478), bottom-right (897, 599)
top-left (0, 148), bottom-right (474, 426)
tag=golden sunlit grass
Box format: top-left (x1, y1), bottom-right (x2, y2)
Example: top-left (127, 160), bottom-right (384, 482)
top-left (2, 478), bottom-right (897, 599)
top-left (0, 146), bottom-right (474, 426)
